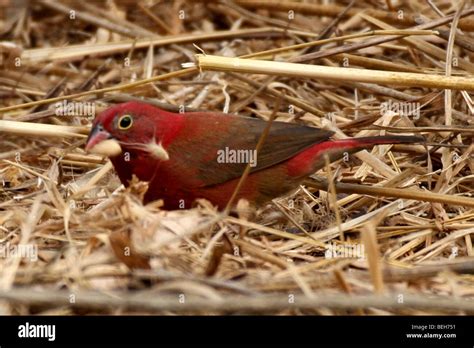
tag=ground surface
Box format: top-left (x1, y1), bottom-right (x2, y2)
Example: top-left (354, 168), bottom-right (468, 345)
top-left (0, 0), bottom-right (474, 315)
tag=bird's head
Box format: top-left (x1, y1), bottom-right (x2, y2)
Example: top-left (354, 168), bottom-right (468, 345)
top-left (85, 101), bottom-right (171, 161)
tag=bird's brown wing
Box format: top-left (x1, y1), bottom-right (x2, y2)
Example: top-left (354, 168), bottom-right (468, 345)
top-left (166, 112), bottom-right (334, 187)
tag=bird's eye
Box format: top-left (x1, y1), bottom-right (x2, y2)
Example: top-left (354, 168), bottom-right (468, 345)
top-left (118, 115), bottom-right (133, 130)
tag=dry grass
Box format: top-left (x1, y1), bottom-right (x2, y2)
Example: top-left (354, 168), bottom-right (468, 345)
top-left (1, 0), bottom-right (474, 315)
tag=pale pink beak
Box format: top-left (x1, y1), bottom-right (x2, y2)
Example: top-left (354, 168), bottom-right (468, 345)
top-left (85, 125), bottom-right (122, 156)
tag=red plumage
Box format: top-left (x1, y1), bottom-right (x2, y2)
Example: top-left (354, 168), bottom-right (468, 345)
top-left (85, 101), bottom-right (423, 209)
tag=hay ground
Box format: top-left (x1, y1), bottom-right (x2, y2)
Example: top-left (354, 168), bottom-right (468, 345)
top-left (1, 0), bottom-right (474, 315)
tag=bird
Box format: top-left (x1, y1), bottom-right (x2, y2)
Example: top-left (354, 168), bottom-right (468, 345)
top-left (85, 101), bottom-right (424, 210)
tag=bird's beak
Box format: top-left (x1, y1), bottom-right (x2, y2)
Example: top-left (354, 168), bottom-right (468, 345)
top-left (85, 125), bottom-right (122, 157)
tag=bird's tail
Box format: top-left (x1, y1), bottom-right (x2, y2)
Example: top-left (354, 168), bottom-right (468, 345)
top-left (340, 135), bottom-right (425, 148)
top-left (327, 135), bottom-right (425, 162)
top-left (296, 134), bottom-right (425, 176)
